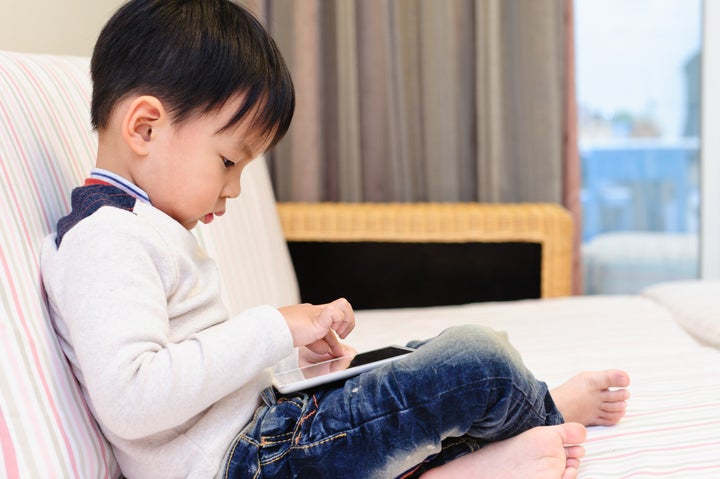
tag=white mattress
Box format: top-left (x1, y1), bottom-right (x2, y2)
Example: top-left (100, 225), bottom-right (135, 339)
top-left (351, 295), bottom-right (720, 478)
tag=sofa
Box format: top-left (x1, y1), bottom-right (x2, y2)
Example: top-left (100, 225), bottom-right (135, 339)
top-left (2, 50), bottom-right (719, 478)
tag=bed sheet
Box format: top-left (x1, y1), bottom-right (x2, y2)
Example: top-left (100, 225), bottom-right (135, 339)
top-left (351, 295), bottom-right (720, 478)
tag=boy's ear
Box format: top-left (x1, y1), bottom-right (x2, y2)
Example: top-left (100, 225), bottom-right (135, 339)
top-left (121, 96), bottom-right (167, 155)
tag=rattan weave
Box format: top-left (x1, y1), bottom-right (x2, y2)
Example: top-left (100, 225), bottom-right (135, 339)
top-left (277, 202), bottom-right (573, 298)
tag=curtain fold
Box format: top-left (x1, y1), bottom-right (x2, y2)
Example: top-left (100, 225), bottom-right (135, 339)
top-left (259, 0), bottom-right (569, 205)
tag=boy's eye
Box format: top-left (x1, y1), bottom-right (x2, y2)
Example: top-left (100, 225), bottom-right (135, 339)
top-left (222, 157), bottom-right (236, 168)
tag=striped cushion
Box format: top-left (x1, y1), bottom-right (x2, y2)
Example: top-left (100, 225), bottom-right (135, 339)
top-left (0, 50), bottom-right (299, 478)
top-left (0, 50), bottom-right (119, 479)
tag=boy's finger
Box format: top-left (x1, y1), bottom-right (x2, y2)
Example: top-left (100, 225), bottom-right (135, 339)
top-left (305, 339), bottom-right (332, 356)
top-left (331, 297), bottom-right (353, 317)
top-left (334, 322), bottom-right (353, 339)
top-left (329, 298), bottom-right (355, 338)
top-left (323, 330), bottom-right (346, 357)
top-left (313, 304), bottom-right (334, 331)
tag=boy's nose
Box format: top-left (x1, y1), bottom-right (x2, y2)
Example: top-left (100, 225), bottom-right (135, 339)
top-left (222, 178), bottom-right (241, 199)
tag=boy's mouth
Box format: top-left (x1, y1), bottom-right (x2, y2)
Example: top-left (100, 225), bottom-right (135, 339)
top-left (201, 211), bottom-right (225, 225)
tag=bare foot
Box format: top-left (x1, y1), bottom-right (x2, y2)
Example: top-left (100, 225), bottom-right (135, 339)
top-left (551, 370), bottom-right (630, 426)
top-left (419, 423), bottom-right (587, 479)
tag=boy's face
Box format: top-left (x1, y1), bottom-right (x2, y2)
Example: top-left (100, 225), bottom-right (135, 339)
top-left (140, 96), bottom-right (270, 230)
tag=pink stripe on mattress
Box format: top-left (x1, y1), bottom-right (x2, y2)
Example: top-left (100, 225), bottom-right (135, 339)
top-left (585, 440), bottom-right (720, 463)
top-left (623, 401), bottom-right (720, 419)
top-left (619, 464), bottom-right (720, 478)
top-left (584, 420), bottom-right (720, 443)
top-left (0, 410), bottom-right (19, 478)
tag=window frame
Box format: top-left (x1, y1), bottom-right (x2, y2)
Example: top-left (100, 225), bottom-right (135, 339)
top-left (701, 0), bottom-right (720, 278)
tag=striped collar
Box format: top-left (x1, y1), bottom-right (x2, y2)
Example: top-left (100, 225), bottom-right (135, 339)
top-left (86, 168), bottom-right (152, 204)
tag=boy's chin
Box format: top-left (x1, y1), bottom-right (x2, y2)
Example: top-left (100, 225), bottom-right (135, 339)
top-left (179, 218), bottom-right (202, 230)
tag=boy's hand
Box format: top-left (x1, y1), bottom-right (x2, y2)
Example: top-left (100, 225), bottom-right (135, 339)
top-left (279, 298), bottom-right (355, 358)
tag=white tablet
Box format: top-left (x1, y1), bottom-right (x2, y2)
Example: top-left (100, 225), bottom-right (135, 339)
top-left (272, 345), bottom-right (415, 394)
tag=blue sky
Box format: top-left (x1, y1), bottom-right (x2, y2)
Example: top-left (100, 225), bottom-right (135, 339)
top-left (575, 0), bottom-right (702, 138)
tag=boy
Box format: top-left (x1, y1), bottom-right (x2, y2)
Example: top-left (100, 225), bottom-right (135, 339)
top-left (40, 1), bottom-right (630, 478)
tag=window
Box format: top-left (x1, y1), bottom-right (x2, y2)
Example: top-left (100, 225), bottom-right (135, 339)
top-left (575, 0), bottom-right (702, 294)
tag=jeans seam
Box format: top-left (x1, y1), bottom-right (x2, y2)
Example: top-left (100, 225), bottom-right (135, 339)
top-left (289, 432), bottom-right (348, 451)
top-left (259, 432), bottom-right (293, 446)
top-left (224, 434), bottom-right (261, 479)
top-left (256, 432), bottom-right (349, 470)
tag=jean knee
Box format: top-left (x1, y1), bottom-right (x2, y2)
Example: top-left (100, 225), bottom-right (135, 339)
top-left (439, 325), bottom-right (526, 376)
top-left (440, 325), bottom-right (511, 354)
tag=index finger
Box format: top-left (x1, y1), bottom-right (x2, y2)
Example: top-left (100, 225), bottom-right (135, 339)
top-left (329, 298), bottom-right (355, 338)
top-left (323, 330), bottom-right (345, 357)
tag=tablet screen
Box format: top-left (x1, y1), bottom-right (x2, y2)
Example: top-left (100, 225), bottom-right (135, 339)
top-left (347, 346), bottom-right (414, 368)
top-left (272, 345), bottom-right (414, 393)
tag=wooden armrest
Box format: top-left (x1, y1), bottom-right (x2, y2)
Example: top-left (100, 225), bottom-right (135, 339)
top-left (277, 202), bottom-right (573, 299)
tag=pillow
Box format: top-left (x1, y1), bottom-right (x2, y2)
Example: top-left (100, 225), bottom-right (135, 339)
top-left (0, 51), bottom-right (121, 478)
top-left (642, 280), bottom-right (720, 349)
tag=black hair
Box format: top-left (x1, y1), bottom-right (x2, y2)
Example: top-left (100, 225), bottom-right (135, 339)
top-left (90, 0), bottom-right (294, 150)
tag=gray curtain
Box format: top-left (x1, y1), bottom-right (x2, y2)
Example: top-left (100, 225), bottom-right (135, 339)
top-left (251, 0), bottom-right (569, 205)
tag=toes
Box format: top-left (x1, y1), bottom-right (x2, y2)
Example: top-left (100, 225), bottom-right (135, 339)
top-left (602, 400), bottom-right (628, 413)
top-left (586, 369), bottom-right (630, 389)
top-left (562, 466), bottom-right (579, 479)
top-left (557, 422), bottom-right (587, 445)
top-left (593, 411), bottom-right (627, 426)
top-left (607, 369), bottom-right (631, 388)
top-left (602, 387), bottom-right (630, 402)
top-left (564, 444), bottom-right (585, 460)
top-left (566, 458), bottom-right (581, 470)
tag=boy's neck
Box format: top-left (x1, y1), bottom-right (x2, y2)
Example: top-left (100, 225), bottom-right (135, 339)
top-left (95, 129), bottom-right (136, 187)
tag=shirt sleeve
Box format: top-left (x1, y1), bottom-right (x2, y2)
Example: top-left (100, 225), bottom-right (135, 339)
top-left (45, 207), bottom-right (294, 439)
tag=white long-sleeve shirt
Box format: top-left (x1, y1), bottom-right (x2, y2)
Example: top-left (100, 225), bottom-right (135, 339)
top-left (41, 179), bottom-right (295, 478)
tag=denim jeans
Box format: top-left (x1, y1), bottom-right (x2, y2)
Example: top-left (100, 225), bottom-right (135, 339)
top-left (221, 325), bottom-right (563, 478)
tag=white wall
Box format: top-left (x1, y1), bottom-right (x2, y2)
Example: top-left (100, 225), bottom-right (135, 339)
top-left (0, 0), bottom-right (124, 57)
top-left (702, 0), bottom-right (720, 279)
